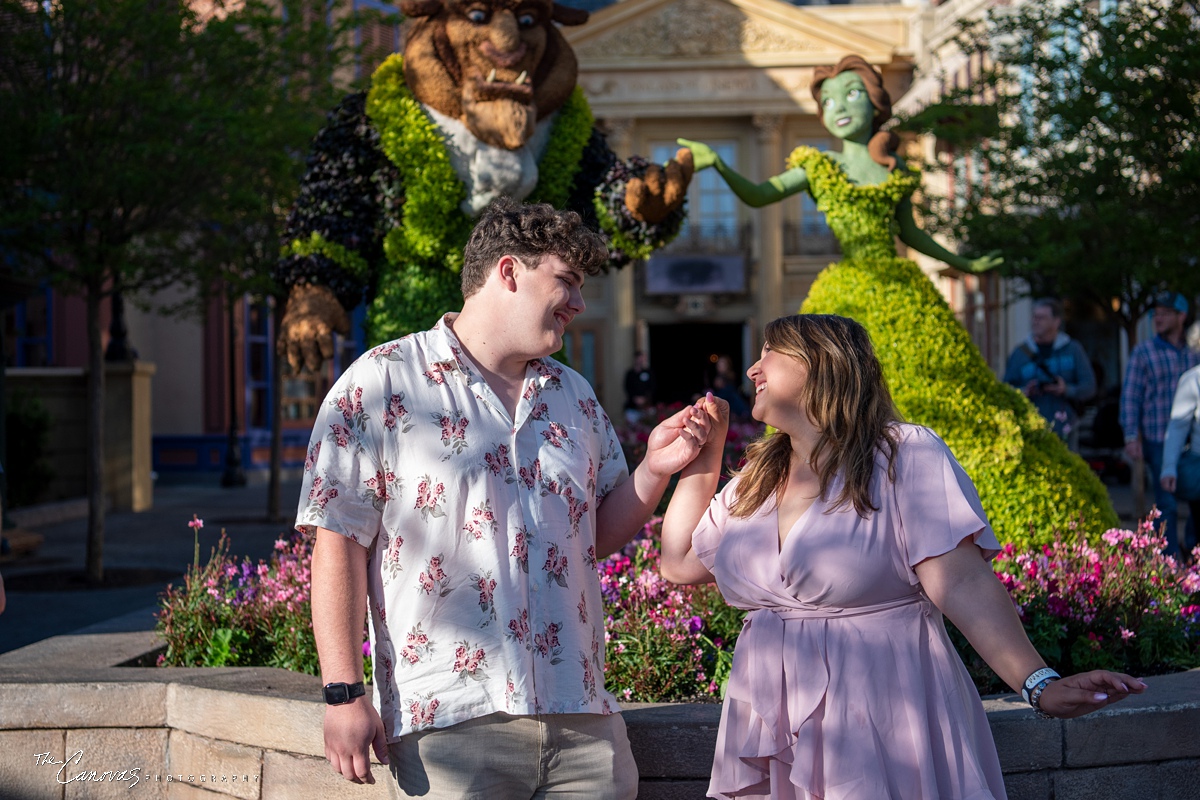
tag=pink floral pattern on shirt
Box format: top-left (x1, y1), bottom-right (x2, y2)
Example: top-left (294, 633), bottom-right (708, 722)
top-left (294, 316), bottom-right (628, 740)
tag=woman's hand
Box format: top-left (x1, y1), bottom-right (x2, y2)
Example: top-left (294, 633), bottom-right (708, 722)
top-left (967, 250), bottom-right (1004, 273)
top-left (699, 392), bottom-right (730, 453)
top-left (676, 138), bottom-right (720, 171)
top-left (1036, 670), bottom-right (1146, 719)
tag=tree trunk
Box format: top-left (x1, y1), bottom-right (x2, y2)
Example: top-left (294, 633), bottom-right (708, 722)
top-left (85, 282), bottom-right (106, 585)
top-left (267, 291), bottom-right (285, 523)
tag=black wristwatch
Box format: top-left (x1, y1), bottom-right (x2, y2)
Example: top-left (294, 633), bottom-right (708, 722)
top-left (323, 681), bottom-right (366, 705)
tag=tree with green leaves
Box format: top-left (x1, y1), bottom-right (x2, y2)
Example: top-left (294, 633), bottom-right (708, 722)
top-left (0, 0), bottom-right (363, 582)
top-left (906, 0), bottom-right (1200, 344)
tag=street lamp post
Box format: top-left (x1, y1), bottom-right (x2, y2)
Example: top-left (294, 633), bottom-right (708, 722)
top-left (221, 288), bottom-right (246, 488)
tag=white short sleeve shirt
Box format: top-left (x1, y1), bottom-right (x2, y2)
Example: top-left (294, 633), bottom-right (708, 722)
top-left (296, 315), bottom-right (628, 740)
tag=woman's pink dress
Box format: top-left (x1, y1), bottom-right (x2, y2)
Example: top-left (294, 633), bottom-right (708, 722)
top-left (693, 424), bottom-right (1007, 800)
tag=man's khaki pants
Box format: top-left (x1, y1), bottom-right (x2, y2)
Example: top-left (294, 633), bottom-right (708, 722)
top-left (387, 711), bottom-right (639, 799)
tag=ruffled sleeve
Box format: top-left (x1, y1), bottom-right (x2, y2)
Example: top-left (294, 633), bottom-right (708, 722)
top-left (892, 426), bottom-right (999, 584)
top-left (691, 478), bottom-right (740, 572)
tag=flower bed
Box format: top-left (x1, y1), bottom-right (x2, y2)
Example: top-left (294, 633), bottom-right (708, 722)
top-left (952, 513), bottom-right (1200, 694)
top-left (158, 514), bottom-right (1200, 701)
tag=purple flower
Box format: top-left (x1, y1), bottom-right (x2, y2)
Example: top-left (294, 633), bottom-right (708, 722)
top-left (362, 640), bottom-right (372, 657)
top-left (688, 615), bottom-right (703, 634)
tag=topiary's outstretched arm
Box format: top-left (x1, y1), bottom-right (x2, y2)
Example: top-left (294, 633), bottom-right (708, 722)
top-left (676, 138), bottom-right (808, 208)
top-left (896, 197), bottom-right (1002, 273)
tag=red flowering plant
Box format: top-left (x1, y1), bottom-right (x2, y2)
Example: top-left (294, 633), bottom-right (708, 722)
top-left (600, 518), bottom-right (745, 702)
top-left (157, 525), bottom-right (372, 681)
top-left (949, 511), bottom-right (1200, 695)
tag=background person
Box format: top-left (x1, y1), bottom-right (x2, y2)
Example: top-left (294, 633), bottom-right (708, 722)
top-left (623, 350), bottom-right (656, 425)
top-left (661, 314), bottom-right (1145, 800)
top-left (1158, 321), bottom-right (1200, 564)
top-left (1121, 291), bottom-right (1199, 559)
top-left (711, 355), bottom-right (749, 418)
top-left (1003, 298), bottom-right (1096, 451)
top-left (303, 199), bottom-right (714, 797)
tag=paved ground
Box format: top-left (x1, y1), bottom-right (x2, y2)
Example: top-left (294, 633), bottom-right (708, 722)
top-left (0, 479), bottom-right (303, 655)
top-left (0, 475), bottom-right (1154, 657)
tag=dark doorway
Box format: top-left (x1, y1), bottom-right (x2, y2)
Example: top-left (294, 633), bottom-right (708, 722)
top-left (648, 322), bottom-right (746, 406)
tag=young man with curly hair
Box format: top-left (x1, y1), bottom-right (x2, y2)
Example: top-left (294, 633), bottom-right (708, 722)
top-left (300, 198), bottom-right (714, 798)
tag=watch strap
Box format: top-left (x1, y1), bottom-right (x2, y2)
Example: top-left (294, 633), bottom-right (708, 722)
top-left (323, 681), bottom-right (366, 705)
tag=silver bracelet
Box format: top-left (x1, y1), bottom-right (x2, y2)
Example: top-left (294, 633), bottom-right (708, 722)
top-left (1029, 676), bottom-right (1059, 719)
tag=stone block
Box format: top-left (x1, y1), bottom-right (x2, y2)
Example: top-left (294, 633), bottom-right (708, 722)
top-left (261, 751), bottom-right (391, 800)
top-left (165, 785), bottom-right (238, 800)
top-left (166, 685), bottom-right (323, 757)
top-left (0, 632), bottom-right (163, 670)
top-left (1002, 770), bottom-right (1053, 800)
top-left (167, 732), bottom-right (262, 800)
top-left (1051, 760), bottom-right (1200, 800)
top-left (63, 728), bottom-right (168, 799)
top-left (0, 729), bottom-right (65, 800)
top-left (1064, 705), bottom-right (1200, 767)
top-left (623, 703), bottom-right (721, 778)
top-left (991, 714), bottom-right (1063, 771)
top-left (634, 780), bottom-right (712, 800)
top-left (0, 682), bottom-right (168, 730)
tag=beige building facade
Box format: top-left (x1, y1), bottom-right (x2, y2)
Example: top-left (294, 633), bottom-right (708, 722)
top-left (562, 0), bottom-right (956, 413)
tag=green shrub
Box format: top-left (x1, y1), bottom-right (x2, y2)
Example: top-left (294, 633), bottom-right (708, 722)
top-left (802, 255), bottom-right (1117, 550)
top-left (4, 390), bottom-right (55, 508)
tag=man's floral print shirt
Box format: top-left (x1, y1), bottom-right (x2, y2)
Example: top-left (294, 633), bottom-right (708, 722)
top-left (296, 315), bottom-right (628, 740)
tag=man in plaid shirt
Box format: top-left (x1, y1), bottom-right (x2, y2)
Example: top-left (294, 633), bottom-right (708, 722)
top-left (1120, 291), bottom-right (1200, 559)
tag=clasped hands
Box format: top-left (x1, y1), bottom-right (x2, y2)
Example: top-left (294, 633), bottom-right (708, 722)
top-left (641, 392), bottom-right (730, 480)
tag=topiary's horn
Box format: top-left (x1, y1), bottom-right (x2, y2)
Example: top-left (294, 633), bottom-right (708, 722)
top-left (551, 3), bottom-right (589, 25)
top-left (400, 0), bottom-right (442, 17)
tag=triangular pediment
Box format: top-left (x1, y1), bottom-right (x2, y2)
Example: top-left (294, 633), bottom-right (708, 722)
top-left (565, 0), bottom-right (898, 69)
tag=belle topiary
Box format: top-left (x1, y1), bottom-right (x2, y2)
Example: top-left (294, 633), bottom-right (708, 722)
top-left (679, 55), bottom-right (1117, 548)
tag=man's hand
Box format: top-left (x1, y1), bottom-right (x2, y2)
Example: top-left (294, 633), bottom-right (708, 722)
top-left (1161, 474), bottom-right (1177, 493)
top-left (625, 148), bottom-right (694, 224)
top-left (278, 284), bottom-right (351, 374)
top-left (1125, 439), bottom-right (1143, 461)
top-left (325, 696), bottom-right (389, 784)
top-left (642, 396), bottom-right (717, 479)
top-left (1023, 379), bottom-right (1040, 398)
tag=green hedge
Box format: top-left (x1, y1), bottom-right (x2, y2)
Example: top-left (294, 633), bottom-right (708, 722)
top-left (801, 255), bottom-right (1118, 550)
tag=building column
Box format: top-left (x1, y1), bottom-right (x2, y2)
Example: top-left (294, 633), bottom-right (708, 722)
top-left (600, 117), bottom-right (637, 416)
top-left (602, 117), bottom-right (635, 159)
top-left (753, 114), bottom-right (785, 326)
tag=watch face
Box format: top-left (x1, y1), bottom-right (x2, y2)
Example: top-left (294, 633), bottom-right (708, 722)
top-left (325, 683), bottom-right (350, 704)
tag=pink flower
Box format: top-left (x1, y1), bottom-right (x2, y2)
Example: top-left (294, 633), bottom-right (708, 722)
top-left (188, 515), bottom-right (203, 530)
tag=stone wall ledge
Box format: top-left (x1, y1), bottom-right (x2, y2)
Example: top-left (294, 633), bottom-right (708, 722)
top-left (1, 633), bottom-right (1197, 800)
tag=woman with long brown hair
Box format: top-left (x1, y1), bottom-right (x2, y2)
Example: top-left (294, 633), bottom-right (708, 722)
top-left (662, 314), bottom-right (1145, 800)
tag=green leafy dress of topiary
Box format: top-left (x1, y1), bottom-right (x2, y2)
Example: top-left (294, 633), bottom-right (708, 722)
top-left (789, 146), bottom-right (1117, 549)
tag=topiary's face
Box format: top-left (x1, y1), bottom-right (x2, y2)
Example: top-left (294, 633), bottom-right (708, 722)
top-left (820, 72), bottom-right (874, 144)
top-left (403, 0), bottom-right (581, 150)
